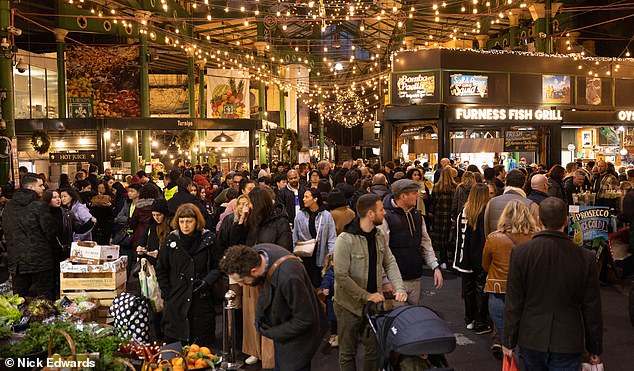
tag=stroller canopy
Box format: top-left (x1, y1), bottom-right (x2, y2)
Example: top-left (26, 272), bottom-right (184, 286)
top-left (375, 305), bottom-right (456, 356)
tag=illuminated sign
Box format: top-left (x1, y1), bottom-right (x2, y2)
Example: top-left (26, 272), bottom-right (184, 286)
top-left (454, 108), bottom-right (563, 122)
top-left (450, 74), bottom-right (488, 98)
top-left (617, 110), bottom-right (634, 121)
top-left (396, 73), bottom-right (435, 99)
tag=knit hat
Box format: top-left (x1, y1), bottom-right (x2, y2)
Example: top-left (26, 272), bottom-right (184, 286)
top-left (391, 179), bottom-right (421, 199)
top-left (151, 198), bottom-right (169, 215)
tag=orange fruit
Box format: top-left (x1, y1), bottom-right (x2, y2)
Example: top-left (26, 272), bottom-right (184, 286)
top-left (189, 344), bottom-right (200, 353)
top-left (172, 366), bottom-right (184, 371)
top-left (172, 357), bottom-right (184, 366)
top-left (194, 358), bottom-right (208, 369)
top-left (200, 347), bottom-right (211, 356)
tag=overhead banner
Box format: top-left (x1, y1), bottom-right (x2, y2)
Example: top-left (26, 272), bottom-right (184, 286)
top-left (568, 205), bottom-right (610, 260)
top-left (66, 46), bottom-right (141, 118)
top-left (450, 74), bottom-right (488, 98)
top-left (206, 69), bottom-right (250, 119)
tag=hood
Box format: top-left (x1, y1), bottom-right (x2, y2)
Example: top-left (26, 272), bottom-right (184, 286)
top-left (382, 195), bottom-right (396, 211)
top-left (11, 189), bottom-right (38, 206)
top-left (343, 216), bottom-right (364, 235)
top-left (264, 203), bottom-right (290, 225)
top-left (165, 182), bottom-right (178, 191)
top-left (136, 198), bottom-right (155, 209)
top-left (370, 184), bottom-right (389, 197)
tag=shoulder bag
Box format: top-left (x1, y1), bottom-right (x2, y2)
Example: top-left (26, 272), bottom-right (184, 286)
top-left (293, 213), bottom-right (323, 257)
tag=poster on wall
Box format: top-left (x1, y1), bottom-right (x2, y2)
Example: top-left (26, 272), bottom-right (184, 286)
top-left (449, 74), bottom-right (488, 98)
top-left (568, 205), bottom-right (610, 261)
top-left (598, 127), bottom-right (619, 146)
top-left (586, 77), bottom-right (602, 105)
top-left (391, 73), bottom-right (435, 104)
top-left (206, 69), bottom-right (250, 118)
top-left (542, 75), bottom-right (571, 104)
top-left (66, 46), bottom-right (141, 118)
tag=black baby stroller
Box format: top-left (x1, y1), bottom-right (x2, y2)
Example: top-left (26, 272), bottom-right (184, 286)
top-left (365, 303), bottom-right (456, 371)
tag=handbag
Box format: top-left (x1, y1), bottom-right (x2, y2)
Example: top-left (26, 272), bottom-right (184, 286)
top-left (112, 225), bottom-right (132, 247)
top-left (138, 258), bottom-right (164, 313)
top-left (293, 213), bottom-right (323, 257)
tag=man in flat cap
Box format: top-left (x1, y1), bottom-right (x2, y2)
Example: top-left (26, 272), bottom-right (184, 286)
top-left (379, 179), bottom-right (443, 306)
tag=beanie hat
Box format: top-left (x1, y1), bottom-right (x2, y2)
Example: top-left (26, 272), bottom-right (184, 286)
top-left (151, 198), bottom-right (169, 215)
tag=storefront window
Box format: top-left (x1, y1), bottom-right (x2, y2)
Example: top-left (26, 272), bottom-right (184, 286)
top-left (30, 66), bottom-right (47, 118)
top-left (47, 70), bottom-right (58, 118)
top-left (14, 69), bottom-right (30, 119)
top-left (13, 59), bottom-right (58, 119)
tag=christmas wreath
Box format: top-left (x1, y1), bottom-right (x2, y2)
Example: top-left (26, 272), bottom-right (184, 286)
top-left (266, 131), bottom-right (277, 149)
top-left (176, 130), bottom-right (196, 150)
top-left (31, 130), bottom-right (51, 154)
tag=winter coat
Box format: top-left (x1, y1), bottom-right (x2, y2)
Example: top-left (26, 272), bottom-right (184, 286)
top-left (90, 194), bottom-right (114, 245)
top-left (321, 266), bottom-right (335, 296)
top-left (484, 188), bottom-right (539, 236)
top-left (130, 198), bottom-right (155, 249)
top-left (2, 189), bottom-right (56, 274)
top-left (333, 218), bottom-right (405, 316)
top-left (430, 185), bottom-right (456, 248)
top-left (293, 209), bottom-right (337, 267)
top-left (167, 189), bottom-right (209, 220)
top-left (114, 200), bottom-right (132, 226)
top-left (482, 231), bottom-right (533, 294)
top-left (335, 183), bottom-right (357, 203)
top-left (547, 177), bottom-right (566, 203)
top-left (254, 243), bottom-right (329, 371)
top-left (245, 204), bottom-right (293, 250)
top-left (70, 201), bottom-right (93, 241)
top-left (350, 187), bottom-right (369, 212)
top-left (329, 206), bottom-right (356, 236)
top-left (50, 206), bottom-right (95, 261)
top-left (453, 210), bottom-right (486, 273)
top-left (277, 185), bottom-right (306, 227)
top-left (156, 229), bottom-right (222, 342)
top-left (527, 190), bottom-right (549, 205)
top-left (451, 184), bottom-right (471, 220)
top-left (369, 184), bottom-right (390, 201)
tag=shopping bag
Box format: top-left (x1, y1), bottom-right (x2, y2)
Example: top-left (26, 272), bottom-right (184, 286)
top-left (582, 362), bottom-right (604, 371)
top-left (502, 355), bottom-right (519, 371)
top-left (139, 258), bottom-right (164, 313)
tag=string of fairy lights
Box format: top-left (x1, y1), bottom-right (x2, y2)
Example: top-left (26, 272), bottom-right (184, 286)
top-left (52, 0), bottom-right (634, 128)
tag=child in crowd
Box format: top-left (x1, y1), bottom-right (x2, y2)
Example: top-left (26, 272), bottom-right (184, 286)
top-left (321, 254), bottom-right (337, 347)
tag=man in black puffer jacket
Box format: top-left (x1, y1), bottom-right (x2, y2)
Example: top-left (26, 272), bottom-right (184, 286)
top-left (167, 176), bottom-right (209, 221)
top-left (2, 174), bottom-right (56, 299)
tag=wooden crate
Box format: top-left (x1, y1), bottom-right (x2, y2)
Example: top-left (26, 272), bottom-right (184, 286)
top-left (60, 271), bottom-right (126, 324)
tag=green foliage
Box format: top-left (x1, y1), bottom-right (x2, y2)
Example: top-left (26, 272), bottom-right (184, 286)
top-left (176, 130), bottom-right (196, 150)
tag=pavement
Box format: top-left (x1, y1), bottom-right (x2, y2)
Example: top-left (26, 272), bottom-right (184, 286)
top-left (239, 268), bottom-right (634, 371)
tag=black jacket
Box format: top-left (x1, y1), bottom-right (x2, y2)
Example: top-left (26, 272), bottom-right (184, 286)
top-left (504, 230), bottom-right (602, 355)
top-left (369, 184), bottom-right (390, 201)
top-left (451, 184), bottom-right (472, 220)
top-left (167, 188), bottom-right (209, 220)
top-left (245, 204), bottom-right (293, 250)
top-left (276, 185), bottom-right (306, 227)
top-left (547, 177), bottom-right (567, 203)
top-left (335, 183), bottom-right (357, 203)
top-left (50, 206), bottom-right (95, 261)
top-left (527, 190), bottom-right (549, 205)
top-left (2, 189), bottom-right (56, 274)
top-left (383, 196), bottom-right (425, 280)
top-left (255, 243), bottom-right (328, 371)
top-left (630, 276), bottom-right (634, 327)
top-left (156, 229), bottom-right (222, 342)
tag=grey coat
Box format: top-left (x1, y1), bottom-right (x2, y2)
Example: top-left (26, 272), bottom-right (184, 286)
top-left (483, 188), bottom-right (539, 236)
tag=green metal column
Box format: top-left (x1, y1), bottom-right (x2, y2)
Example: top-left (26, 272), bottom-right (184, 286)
top-left (197, 61), bottom-right (206, 165)
top-left (279, 86), bottom-right (286, 129)
top-left (545, 0), bottom-right (552, 54)
top-left (0, 0), bottom-right (14, 184)
top-left (187, 53), bottom-right (196, 165)
top-left (139, 28), bottom-right (151, 163)
top-left (123, 130), bottom-right (139, 175)
top-left (508, 10), bottom-right (520, 48)
top-left (53, 29), bottom-right (68, 119)
top-left (259, 82), bottom-right (267, 164)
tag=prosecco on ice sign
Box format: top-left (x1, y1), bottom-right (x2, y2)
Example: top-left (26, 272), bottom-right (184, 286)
top-left (454, 108), bottom-right (563, 122)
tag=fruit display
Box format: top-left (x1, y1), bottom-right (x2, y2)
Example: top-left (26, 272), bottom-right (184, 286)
top-left (150, 344), bottom-right (220, 371)
top-left (209, 78), bottom-right (246, 119)
top-left (66, 45), bottom-right (141, 118)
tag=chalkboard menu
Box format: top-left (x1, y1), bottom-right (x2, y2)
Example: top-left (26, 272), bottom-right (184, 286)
top-left (504, 130), bottom-right (539, 151)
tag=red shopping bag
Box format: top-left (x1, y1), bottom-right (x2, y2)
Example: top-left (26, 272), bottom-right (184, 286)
top-left (502, 355), bottom-right (519, 371)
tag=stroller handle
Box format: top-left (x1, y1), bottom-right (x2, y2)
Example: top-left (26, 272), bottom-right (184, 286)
top-left (363, 301), bottom-right (387, 319)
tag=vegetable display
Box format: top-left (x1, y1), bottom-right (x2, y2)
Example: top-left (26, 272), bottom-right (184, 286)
top-left (0, 294), bottom-right (24, 340)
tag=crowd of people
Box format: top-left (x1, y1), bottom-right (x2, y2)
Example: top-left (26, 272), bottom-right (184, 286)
top-left (1, 155), bottom-right (630, 371)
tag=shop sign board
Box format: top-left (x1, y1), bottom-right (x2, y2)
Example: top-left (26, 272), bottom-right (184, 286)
top-left (449, 74), bottom-right (488, 98)
top-left (453, 107), bottom-right (563, 122)
top-left (49, 151), bottom-right (97, 163)
top-left (394, 73), bottom-right (435, 101)
top-left (568, 205), bottom-right (610, 260)
top-left (504, 130), bottom-right (539, 151)
top-left (617, 110), bottom-right (634, 121)
top-left (68, 97), bottom-right (94, 118)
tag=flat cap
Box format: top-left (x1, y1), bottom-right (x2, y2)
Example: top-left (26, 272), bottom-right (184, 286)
top-left (391, 179), bottom-right (421, 198)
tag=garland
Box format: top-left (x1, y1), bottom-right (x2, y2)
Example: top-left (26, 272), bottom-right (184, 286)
top-left (30, 130), bottom-right (51, 154)
top-left (176, 130), bottom-right (196, 150)
top-left (266, 131), bottom-right (277, 149)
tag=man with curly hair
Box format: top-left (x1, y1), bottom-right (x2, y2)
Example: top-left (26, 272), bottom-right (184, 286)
top-left (220, 244), bottom-right (328, 371)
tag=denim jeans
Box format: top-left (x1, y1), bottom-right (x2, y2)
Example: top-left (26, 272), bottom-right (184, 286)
top-left (488, 293), bottom-right (505, 340)
top-left (519, 346), bottom-right (581, 371)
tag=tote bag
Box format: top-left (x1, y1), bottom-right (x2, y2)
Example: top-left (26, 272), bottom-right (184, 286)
top-left (139, 258), bottom-right (164, 312)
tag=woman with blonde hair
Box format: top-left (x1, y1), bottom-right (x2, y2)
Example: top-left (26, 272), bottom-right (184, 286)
top-left (430, 167), bottom-right (458, 268)
top-left (482, 199), bottom-right (538, 353)
top-left (453, 183), bottom-right (491, 335)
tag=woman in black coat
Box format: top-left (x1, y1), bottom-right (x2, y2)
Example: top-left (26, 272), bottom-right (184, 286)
top-left (43, 190), bottom-right (94, 261)
top-left (156, 203), bottom-right (221, 347)
top-left (245, 186), bottom-right (292, 250)
top-left (90, 181), bottom-right (114, 245)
